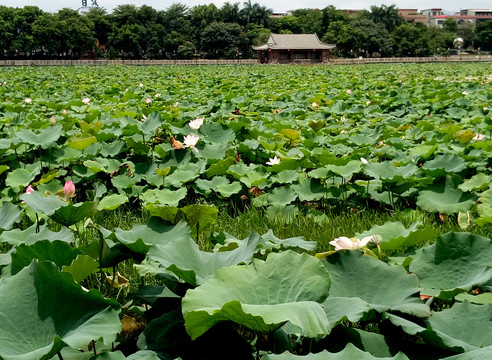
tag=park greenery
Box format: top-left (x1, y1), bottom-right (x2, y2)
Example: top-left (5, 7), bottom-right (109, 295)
top-left (0, 3), bottom-right (491, 60)
top-left (1, 62), bottom-right (492, 359)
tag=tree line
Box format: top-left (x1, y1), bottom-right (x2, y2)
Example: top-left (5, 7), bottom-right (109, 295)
top-left (0, 2), bottom-right (491, 60)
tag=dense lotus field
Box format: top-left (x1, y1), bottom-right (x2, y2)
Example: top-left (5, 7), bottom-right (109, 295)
top-left (1, 63), bottom-right (492, 360)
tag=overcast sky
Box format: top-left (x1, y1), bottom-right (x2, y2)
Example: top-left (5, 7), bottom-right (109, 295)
top-left (0, 0), bottom-right (490, 14)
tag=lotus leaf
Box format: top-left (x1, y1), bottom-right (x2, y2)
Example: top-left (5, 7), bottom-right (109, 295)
top-left (144, 228), bottom-right (260, 286)
top-left (322, 251), bottom-right (429, 325)
top-left (0, 224), bottom-right (74, 246)
top-left (420, 154), bottom-right (467, 176)
top-left (0, 203), bottom-right (22, 231)
top-left (0, 260), bottom-right (120, 360)
top-left (182, 251), bottom-right (331, 339)
top-left (114, 219), bottom-right (191, 255)
top-left (261, 343), bottom-right (409, 359)
top-left (416, 176), bottom-right (476, 215)
top-left (50, 201), bottom-right (98, 227)
top-left (355, 221), bottom-right (438, 251)
top-left (409, 232), bottom-right (492, 299)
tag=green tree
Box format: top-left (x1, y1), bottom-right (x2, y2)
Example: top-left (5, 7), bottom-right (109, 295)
top-left (32, 13), bottom-right (61, 57)
top-left (239, 0), bottom-right (272, 26)
top-left (392, 23), bottom-right (428, 56)
top-left (112, 4), bottom-right (138, 27)
top-left (457, 22), bottom-right (476, 48)
top-left (86, 7), bottom-right (113, 51)
top-left (442, 17), bottom-right (458, 33)
top-left (108, 23), bottom-right (142, 58)
top-left (200, 21), bottom-right (241, 58)
top-left (55, 9), bottom-right (95, 58)
top-left (476, 20), bottom-right (492, 52)
top-left (292, 8), bottom-right (323, 34)
top-left (219, 2), bottom-right (240, 23)
top-left (424, 26), bottom-right (454, 55)
top-left (367, 4), bottom-right (403, 32)
top-left (189, 4), bottom-right (220, 46)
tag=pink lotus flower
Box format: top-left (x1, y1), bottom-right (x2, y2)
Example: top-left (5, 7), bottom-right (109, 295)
top-left (346, 89), bottom-right (352, 94)
top-left (145, 98), bottom-right (151, 104)
top-left (189, 118), bottom-right (204, 130)
top-left (50, 116), bottom-right (56, 124)
top-left (25, 185), bottom-right (35, 194)
top-left (329, 236), bottom-right (374, 251)
top-left (64, 180), bottom-right (76, 198)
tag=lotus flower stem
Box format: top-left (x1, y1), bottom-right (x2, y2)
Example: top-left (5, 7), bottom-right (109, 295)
top-left (57, 352), bottom-right (64, 360)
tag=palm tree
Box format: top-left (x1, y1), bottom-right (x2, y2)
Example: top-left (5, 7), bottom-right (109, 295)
top-left (368, 4), bottom-right (403, 32)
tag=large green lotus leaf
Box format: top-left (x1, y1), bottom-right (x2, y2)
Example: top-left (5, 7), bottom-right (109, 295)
top-left (455, 292), bottom-right (492, 305)
top-left (62, 254), bottom-right (99, 283)
top-left (20, 191), bottom-right (67, 216)
top-left (0, 224), bottom-right (74, 246)
top-left (65, 134), bottom-right (98, 151)
top-left (409, 232), bottom-right (492, 299)
top-left (94, 350), bottom-right (160, 360)
top-left (180, 204), bottom-right (218, 237)
top-left (144, 205), bottom-right (180, 223)
top-left (322, 251), bottom-right (429, 325)
top-left (199, 123), bottom-right (235, 143)
top-left (355, 221), bottom-right (438, 251)
top-left (204, 157), bottom-right (235, 178)
top-left (50, 201), bottom-right (98, 227)
top-left (4, 240), bottom-right (81, 277)
top-left (196, 143), bottom-right (229, 161)
top-left (0, 260), bottom-right (120, 360)
top-left (145, 229), bottom-right (260, 286)
top-left (420, 154), bottom-right (467, 176)
top-left (292, 178), bottom-right (325, 202)
top-left (182, 251), bottom-right (331, 340)
top-left (427, 302), bottom-right (492, 352)
top-left (215, 181), bottom-right (242, 197)
top-left (270, 170), bottom-right (299, 185)
top-left (268, 186), bottom-right (297, 206)
top-left (164, 170), bottom-right (198, 187)
top-left (326, 161), bottom-right (362, 179)
top-left (446, 107), bottom-right (468, 119)
top-left (239, 171), bottom-right (269, 188)
top-left (6, 168), bottom-right (38, 190)
top-left (459, 173), bottom-right (492, 192)
top-left (114, 219), bottom-right (191, 255)
top-left (416, 176), bottom-right (477, 215)
top-left (444, 345), bottom-right (492, 359)
top-left (364, 162), bottom-right (418, 182)
top-left (138, 111), bottom-right (161, 137)
top-left (0, 203), bottom-right (22, 231)
top-left (476, 188), bottom-right (492, 223)
top-left (195, 176), bottom-right (230, 196)
top-left (140, 187), bottom-right (187, 207)
top-left (216, 230), bottom-right (316, 253)
top-left (15, 124), bottom-right (63, 149)
top-left (97, 194), bottom-right (128, 211)
top-left (261, 343), bottom-right (409, 359)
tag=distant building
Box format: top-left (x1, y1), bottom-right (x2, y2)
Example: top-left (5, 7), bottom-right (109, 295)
top-left (422, 8), bottom-right (492, 27)
top-left (398, 9), bottom-right (426, 24)
top-left (253, 34), bottom-right (336, 64)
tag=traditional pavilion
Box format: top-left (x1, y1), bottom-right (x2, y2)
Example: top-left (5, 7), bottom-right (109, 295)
top-left (253, 34), bottom-right (336, 64)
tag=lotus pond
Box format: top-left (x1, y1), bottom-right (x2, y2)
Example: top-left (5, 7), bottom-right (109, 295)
top-left (1, 63), bottom-right (492, 360)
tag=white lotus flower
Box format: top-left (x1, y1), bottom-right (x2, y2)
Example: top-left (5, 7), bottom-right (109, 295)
top-left (266, 156), bottom-right (281, 166)
top-left (311, 102), bottom-right (319, 108)
top-left (23, 98), bottom-right (32, 104)
top-left (346, 89), bottom-right (352, 94)
top-left (139, 83), bottom-right (144, 87)
top-left (183, 134), bottom-right (199, 152)
top-left (366, 100), bottom-right (371, 105)
top-left (189, 118), bottom-right (204, 130)
top-left (155, 93), bottom-right (161, 98)
top-left (82, 97), bottom-right (90, 104)
top-left (340, 129), bottom-right (347, 134)
top-left (472, 133), bottom-right (486, 141)
top-left (329, 236), bottom-right (373, 251)
top-left (462, 91), bottom-right (468, 95)
top-left (360, 157), bottom-right (369, 164)
top-left (145, 98), bottom-right (151, 104)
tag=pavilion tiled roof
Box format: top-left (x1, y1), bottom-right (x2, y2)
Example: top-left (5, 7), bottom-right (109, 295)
top-left (253, 34), bottom-right (335, 51)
